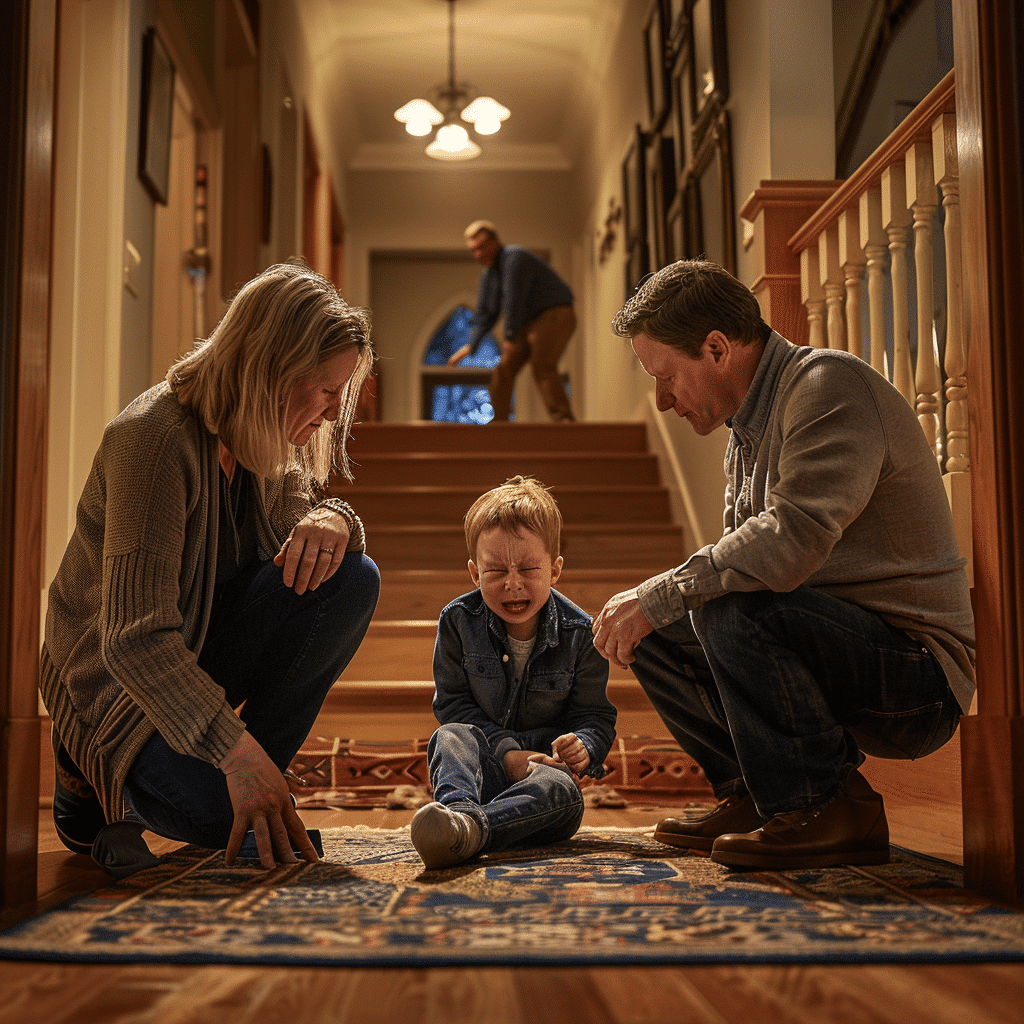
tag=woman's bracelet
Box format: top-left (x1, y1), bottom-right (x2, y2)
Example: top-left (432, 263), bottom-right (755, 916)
top-left (318, 497), bottom-right (365, 552)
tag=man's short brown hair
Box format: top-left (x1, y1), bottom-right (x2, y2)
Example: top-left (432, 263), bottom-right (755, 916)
top-left (612, 259), bottom-right (770, 358)
top-left (464, 475), bottom-right (561, 560)
top-left (464, 219), bottom-right (499, 241)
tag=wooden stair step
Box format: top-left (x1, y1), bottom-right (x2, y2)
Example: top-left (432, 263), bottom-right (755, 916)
top-left (342, 452), bottom-right (660, 487)
top-left (347, 421), bottom-right (649, 455)
top-left (344, 620), bottom-right (639, 682)
top-left (333, 484), bottom-right (673, 525)
top-left (367, 523), bottom-right (683, 570)
top-left (373, 568), bottom-right (663, 620)
top-left (313, 677), bottom-right (666, 742)
top-left (323, 678), bottom-right (655, 715)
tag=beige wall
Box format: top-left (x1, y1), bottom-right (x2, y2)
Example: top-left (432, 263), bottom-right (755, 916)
top-left (368, 253), bottom-right (482, 422)
top-left (346, 168), bottom-right (584, 422)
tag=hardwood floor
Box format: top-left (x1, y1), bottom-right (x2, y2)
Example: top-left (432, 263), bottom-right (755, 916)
top-left (2, 805), bottom-right (1020, 1024)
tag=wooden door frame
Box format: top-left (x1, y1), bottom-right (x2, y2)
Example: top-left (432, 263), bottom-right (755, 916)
top-left (953, 0), bottom-right (1024, 904)
top-left (1, 0), bottom-right (57, 909)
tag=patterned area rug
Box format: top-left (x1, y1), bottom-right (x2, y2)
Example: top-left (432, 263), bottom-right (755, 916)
top-left (286, 735), bottom-right (713, 809)
top-left (3, 827), bottom-right (1023, 966)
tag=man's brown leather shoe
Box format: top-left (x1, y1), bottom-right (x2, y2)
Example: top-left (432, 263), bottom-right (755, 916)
top-left (653, 793), bottom-right (764, 851)
top-left (709, 769), bottom-right (890, 870)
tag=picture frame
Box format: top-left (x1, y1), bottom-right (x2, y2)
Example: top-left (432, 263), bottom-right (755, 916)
top-left (621, 124), bottom-right (647, 250)
top-left (669, 35), bottom-right (695, 187)
top-left (665, 173), bottom-right (699, 264)
top-left (625, 237), bottom-right (650, 301)
top-left (642, 0), bottom-right (670, 131)
top-left (646, 132), bottom-right (676, 271)
top-left (138, 27), bottom-right (176, 205)
top-left (691, 108), bottom-right (736, 274)
top-left (688, 0), bottom-right (729, 142)
top-left (666, 0), bottom-right (688, 58)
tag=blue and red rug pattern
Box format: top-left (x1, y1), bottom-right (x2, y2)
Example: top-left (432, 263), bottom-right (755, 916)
top-left (2, 827), bottom-right (1022, 966)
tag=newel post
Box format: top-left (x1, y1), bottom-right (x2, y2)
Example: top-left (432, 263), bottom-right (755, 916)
top-left (739, 181), bottom-right (842, 347)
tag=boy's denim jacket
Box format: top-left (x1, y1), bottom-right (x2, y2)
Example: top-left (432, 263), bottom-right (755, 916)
top-left (432, 588), bottom-right (617, 778)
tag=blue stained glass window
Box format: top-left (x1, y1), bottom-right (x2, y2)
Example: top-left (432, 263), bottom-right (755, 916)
top-left (431, 384), bottom-right (495, 424)
top-left (423, 306), bottom-right (500, 367)
top-left (424, 306), bottom-right (513, 423)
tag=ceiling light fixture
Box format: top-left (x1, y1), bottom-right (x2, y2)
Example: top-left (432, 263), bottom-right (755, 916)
top-left (394, 0), bottom-right (509, 161)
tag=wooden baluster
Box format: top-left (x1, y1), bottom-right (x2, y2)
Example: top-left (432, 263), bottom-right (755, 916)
top-left (859, 184), bottom-right (889, 377)
top-left (907, 139), bottom-right (941, 460)
top-left (934, 111), bottom-right (968, 473)
top-left (818, 223), bottom-right (846, 350)
top-left (800, 244), bottom-right (826, 348)
top-left (839, 207), bottom-right (867, 362)
top-left (881, 165), bottom-right (913, 405)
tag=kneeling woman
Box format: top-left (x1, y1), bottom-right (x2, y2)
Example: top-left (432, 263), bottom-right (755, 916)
top-left (42, 262), bottom-right (379, 872)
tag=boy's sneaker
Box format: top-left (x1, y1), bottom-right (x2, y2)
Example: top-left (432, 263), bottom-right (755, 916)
top-left (410, 802), bottom-right (484, 869)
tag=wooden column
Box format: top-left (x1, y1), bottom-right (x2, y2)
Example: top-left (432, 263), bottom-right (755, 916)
top-left (954, 0), bottom-right (1024, 905)
top-left (1, 0), bottom-right (57, 909)
top-left (739, 181), bottom-right (841, 347)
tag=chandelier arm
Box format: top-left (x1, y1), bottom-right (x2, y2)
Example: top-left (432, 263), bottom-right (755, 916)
top-left (447, 0), bottom-right (456, 96)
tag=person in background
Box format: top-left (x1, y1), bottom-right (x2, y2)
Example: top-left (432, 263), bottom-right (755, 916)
top-left (43, 261), bottom-right (380, 875)
top-left (592, 259), bottom-right (974, 871)
top-left (449, 220), bottom-right (577, 422)
top-left (411, 475), bottom-right (616, 869)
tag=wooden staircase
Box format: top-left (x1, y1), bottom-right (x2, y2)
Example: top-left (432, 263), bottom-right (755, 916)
top-left (314, 421), bottom-right (685, 744)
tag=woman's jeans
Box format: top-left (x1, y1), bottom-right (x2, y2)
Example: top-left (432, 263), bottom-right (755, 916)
top-left (630, 587), bottom-right (962, 819)
top-left (123, 551), bottom-right (379, 847)
top-left (428, 723), bottom-right (584, 853)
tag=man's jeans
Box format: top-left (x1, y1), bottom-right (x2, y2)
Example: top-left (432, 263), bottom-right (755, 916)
top-left (428, 723), bottom-right (584, 853)
top-left (124, 551), bottom-right (379, 847)
top-left (630, 587), bottom-right (962, 818)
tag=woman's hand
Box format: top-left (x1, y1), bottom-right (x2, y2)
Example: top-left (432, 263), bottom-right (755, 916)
top-left (220, 730), bottom-right (319, 869)
top-left (273, 506), bottom-right (350, 595)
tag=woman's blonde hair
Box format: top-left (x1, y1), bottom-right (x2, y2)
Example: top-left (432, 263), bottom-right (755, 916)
top-left (167, 262), bottom-right (372, 489)
top-left (464, 475), bottom-right (562, 561)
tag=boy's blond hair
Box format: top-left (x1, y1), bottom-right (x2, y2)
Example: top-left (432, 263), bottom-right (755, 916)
top-left (464, 475), bottom-right (561, 561)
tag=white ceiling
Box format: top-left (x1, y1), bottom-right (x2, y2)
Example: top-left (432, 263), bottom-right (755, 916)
top-left (292, 0), bottom-right (627, 170)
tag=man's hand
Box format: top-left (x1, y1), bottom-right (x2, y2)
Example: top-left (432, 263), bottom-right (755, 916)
top-left (447, 343), bottom-right (472, 365)
top-left (220, 731), bottom-right (319, 869)
top-left (592, 587), bottom-right (654, 669)
top-left (273, 507), bottom-right (350, 595)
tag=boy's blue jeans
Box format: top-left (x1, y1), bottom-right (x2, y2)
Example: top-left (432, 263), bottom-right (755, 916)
top-left (123, 551), bottom-right (379, 847)
top-left (428, 723), bottom-right (584, 853)
top-left (630, 587), bottom-right (962, 819)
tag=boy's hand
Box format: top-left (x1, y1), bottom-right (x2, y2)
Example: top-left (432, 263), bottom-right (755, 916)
top-left (551, 733), bottom-right (591, 775)
top-left (502, 749), bottom-right (538, 782)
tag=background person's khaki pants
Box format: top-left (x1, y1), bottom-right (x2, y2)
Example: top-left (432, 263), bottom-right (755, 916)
top-left (489, 303), bottom-right (576, 421)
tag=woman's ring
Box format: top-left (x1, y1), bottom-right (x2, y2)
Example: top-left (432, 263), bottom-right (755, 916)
top-left (320, 547), bottom-right (334, 555)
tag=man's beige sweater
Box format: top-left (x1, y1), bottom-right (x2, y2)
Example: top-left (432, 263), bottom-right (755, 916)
top-left (638, 332), bottom-right (976, 715)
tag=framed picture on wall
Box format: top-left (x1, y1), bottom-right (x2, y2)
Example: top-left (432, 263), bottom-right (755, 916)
top-left (692, 108), bottom-right (736, 274)
top-left (665, 173), bottom-right (699, 264)
top-left (138, 28), bottom-right (176, 205)
top-left (625, 237), bottom-right (650, 300)
top-left (646, 133), bottom-right (676, 271)
top-left (669, 34), bottom-right (695, 186)
top-left (689, 0), bottom-right (729, 141)
top-left (643, 0), bottom-right (670, 130)
top-left (667, 0), bottom-right (688, 56)
top-left (622, 124), bottom-right (647, 250)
